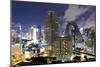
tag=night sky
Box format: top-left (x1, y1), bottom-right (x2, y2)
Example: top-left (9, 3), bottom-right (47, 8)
top-left (12, 1), bottom-right (67, 27)
top-left (11, 1), bottom-right (96, 33)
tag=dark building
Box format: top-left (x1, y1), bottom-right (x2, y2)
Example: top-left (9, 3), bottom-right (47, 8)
top-left (44, 11), bottom-right (59, 43)
top-left (54, 36), bottom-right (72, 61)
top-left (44, 11), bottom-right (59, 63)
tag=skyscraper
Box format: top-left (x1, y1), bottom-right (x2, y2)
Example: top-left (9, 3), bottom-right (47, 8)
top-left (28, 26), bottom-right (39, 44)
top-left (44, 11), bottom-right (59, 58)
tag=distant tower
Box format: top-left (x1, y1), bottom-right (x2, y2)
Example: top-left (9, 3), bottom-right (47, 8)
top-left (28, 26), bottom-right (39, 44)
top-left (41, 26), bottom-right (46, 45)
top-left (11, 23), bottom-right (22, 44)
top-left (44, 11), bottom-right (59, 43)
top-left (44, 11), bottom-right (59, 58)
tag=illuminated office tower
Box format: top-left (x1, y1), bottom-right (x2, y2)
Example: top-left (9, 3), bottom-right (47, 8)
top-left (11, 23), bottom-right (22, 44)
top-left (44, 11), bottom-right (59, 57)
top-left (59, 37), bottom-right (72, 61)
top-left (52, 35), bottom-right (72, 61)
top-left (41, 26), bottom-right (46, 45)
top-left (28, 26), bottom-right (39, 44)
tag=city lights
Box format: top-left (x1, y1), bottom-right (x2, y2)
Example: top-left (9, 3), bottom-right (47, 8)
top-left (11, 1), bottom-right (96, 66)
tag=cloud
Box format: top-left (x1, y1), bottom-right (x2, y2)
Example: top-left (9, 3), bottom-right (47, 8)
top-left (81, 12), bottom-right (96, 28)
top-left (64, 5), bottom-right (90, 22)
top-left (60, 5), bottom-right (95, 35)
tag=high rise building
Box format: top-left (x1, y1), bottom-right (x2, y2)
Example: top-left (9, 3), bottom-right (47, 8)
top-left (41, 26), bottom-right (46, 45)
top-left (11, 23), bottom-right (22, 44)
top-left (44, 11), bottom-right (59, 43)
top-left (44, 11), bottom-right (59, 58)
top-left (54, 36), bottom-right (72, 61)
top-left (28, 26), bottom-right (39, 44)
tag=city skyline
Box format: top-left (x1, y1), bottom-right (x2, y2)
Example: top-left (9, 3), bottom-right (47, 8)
top-left (11, 1), bottom-right (96, 66)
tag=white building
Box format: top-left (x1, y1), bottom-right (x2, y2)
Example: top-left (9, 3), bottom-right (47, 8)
top-left (28, 26), bottom-right (39, 44)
